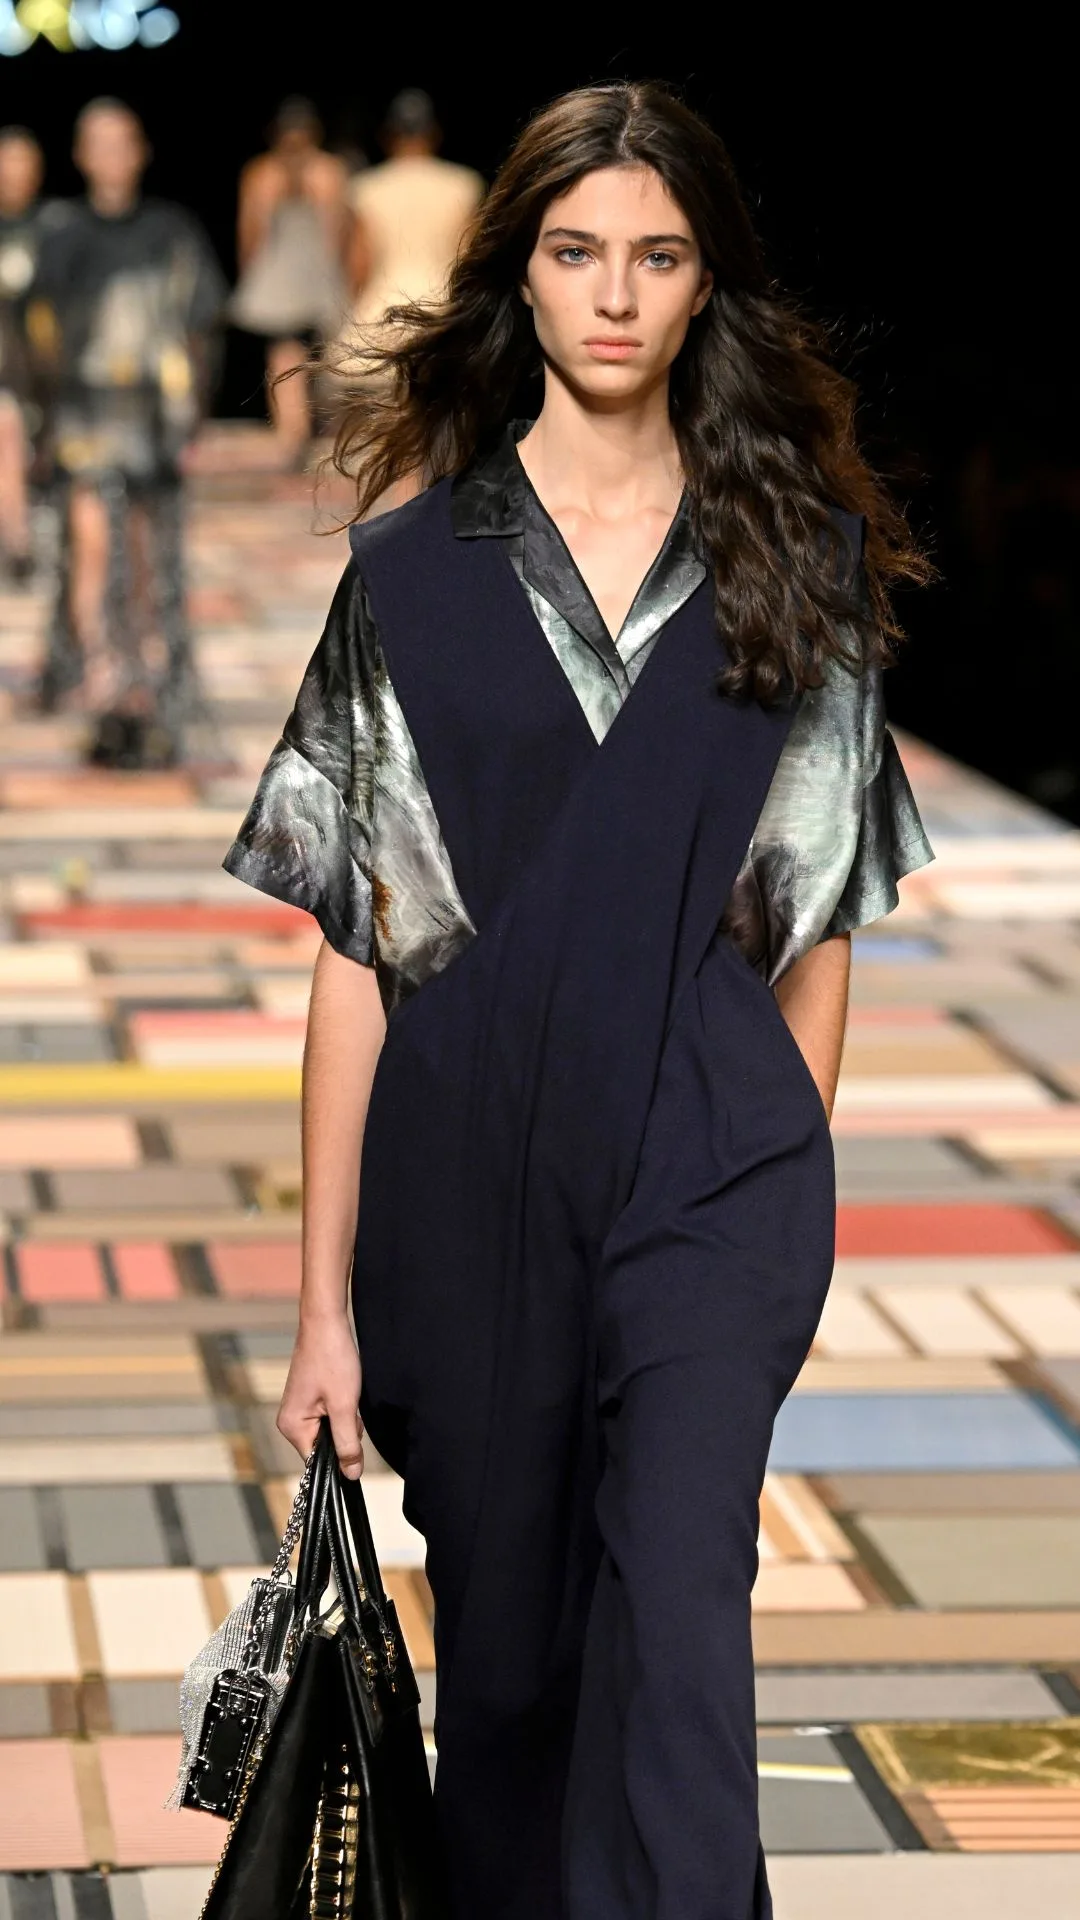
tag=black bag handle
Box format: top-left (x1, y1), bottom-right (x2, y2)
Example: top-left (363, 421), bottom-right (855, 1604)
top-left (294, 1422), bottom-right (336, 1617)
top-left (294, 1418), bottom-right (386, 1633)
top-left (337, 1459), bottom-right (390, 1610)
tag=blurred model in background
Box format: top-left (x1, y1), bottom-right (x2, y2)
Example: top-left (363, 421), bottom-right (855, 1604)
top-left (31, 97), bottom-right (224, 767)
top-left (231, 99), bottom-right (349, 465)
top-left (347, 89), bottom-right (483, 337)
top-left (0, 126), bottom-right (59, 584)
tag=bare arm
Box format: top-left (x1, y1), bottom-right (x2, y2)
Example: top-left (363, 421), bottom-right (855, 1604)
top-left (306, 152), bottom-right (351, 262)
top-left (773, 933), bottom-right (851, 1122)
top-left (346, 207), bottom-right (372, 298)
top-left (276, 939), bottom-right (386, 1475)
top-left (237, 158), bottom-right (276, 272)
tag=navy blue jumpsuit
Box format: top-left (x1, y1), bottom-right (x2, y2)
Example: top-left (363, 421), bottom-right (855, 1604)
top-left (227, 433), bottom-right (933, 1914)
top-left (347, 479), bottom-right (836, 1919)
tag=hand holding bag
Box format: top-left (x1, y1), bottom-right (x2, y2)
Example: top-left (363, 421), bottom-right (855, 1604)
top-left (196, 1419), bottom-right (443, 1920)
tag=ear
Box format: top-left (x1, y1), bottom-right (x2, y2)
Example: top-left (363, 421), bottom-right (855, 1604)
top-left (519, 279), bottom-right (535, 309)
top-left (691, 268), bottom-right (714, 318)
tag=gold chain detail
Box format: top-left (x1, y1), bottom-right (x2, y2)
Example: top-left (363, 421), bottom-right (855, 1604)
top-left (309, 1746), bottom-right (360, 1919)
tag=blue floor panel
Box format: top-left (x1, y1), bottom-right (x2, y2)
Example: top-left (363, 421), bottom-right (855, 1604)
top-left (768, 1391), bottom-right (1080, 1472)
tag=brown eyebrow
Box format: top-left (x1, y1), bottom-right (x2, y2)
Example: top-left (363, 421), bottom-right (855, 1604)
top-left (542, 226), bottom-right (694, 248)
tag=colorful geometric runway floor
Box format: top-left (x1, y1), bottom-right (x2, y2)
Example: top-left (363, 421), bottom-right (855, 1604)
top-left (2, 426), bottom-right (1080, 1918)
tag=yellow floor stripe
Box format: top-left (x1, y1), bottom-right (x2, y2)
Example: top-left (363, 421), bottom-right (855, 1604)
top-left (757, 1763), bottom-right (854, 1782)
top-left (0, 1063), bottom-right (302, 1103)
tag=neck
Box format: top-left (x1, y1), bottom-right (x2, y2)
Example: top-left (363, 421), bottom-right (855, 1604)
top-left (88, 185), bottom-right (139, 217)
top-left (518, 368), bottom-right (681, 518)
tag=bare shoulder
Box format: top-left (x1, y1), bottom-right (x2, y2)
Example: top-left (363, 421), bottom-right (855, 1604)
top-left (240, 152), bottom-right (275, 190)
top-left (239, 153), bottom-right (282, 207)
top-left (306, 152), bottom-right (348, 200)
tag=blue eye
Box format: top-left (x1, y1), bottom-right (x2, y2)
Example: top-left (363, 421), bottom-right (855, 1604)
top-left (644, 251), bottom-right (677, 269)
top-left (555, 247), bottom-right (591, 265)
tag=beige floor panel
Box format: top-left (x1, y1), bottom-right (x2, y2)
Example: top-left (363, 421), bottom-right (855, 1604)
top-left (87, 1571), bottom-right (213, 1677)
top-left (762, 1476), bottom-right (856, 1562)
top-left (751, 1611), bottom-right (1080, 1666)
top-left (217, 1567), bottom-right (272, 1611)
top-left (0, 1573), bottom-right (79, 1679)
top-left (833, 1255), bottom-right (1080, 1289)
top-left (833, 1076), bottom-right (1050, 1114)
top-left (840, 1039), bottom-right (1016, 1076)
top-left (811, 1290), bottom-right (908, 1357)
top-left (362, 1474), bottom-right (428, 1570)
top-left (0, 943), bottom-right (91, 987)
top-left (935, 880), bottom-right (1080, 917)
top-left (0, 1115), bottom-right (141, 1169)
top-left (979, 1284), bottom-right (1080, 1355)
top-left (971, 1125), bottom-right (1080, 1157)
top-left (244, 1358), bottom-right (290, 1403)
top-left (0, 1434), bottom-right (234, 1485)
top-left (135, 1865), bottom-right (217, 1920)
top-left (870, 1287), bottom-right (1022, 1358)
top-left (766, 1852), bottom-right (1080, 1919)
top-left (16, 1211), bottom-right (298, 1242)
top-left (751, 1564), bottom-right (866, 1612)
top-left (795, 1357), bottom-right (1010, 1392)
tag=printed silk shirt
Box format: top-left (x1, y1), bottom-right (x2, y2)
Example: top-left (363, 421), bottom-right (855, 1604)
top-left (226, 427), bottom-right (933, 1014)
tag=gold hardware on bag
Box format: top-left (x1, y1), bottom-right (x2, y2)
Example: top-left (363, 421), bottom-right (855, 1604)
top-left (310, 1746), bottom-right (360, 1920)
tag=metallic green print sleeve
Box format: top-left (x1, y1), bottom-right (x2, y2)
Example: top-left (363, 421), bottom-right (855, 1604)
top-left (223, 561), bottom-right (474, 1009)
top-left (722, 653), bottom-right (934, 985)
top-left (368, 632), bottom-right (476, 1014)
top-left (223, 564), bottom-right (378, 966)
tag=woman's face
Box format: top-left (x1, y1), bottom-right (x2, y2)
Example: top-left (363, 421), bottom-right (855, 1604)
top-left (522, 165), bottom-right (713, 403)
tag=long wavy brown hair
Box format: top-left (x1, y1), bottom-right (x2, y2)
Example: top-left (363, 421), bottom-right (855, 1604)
top-left (331, 82), bottom-right (928, 701)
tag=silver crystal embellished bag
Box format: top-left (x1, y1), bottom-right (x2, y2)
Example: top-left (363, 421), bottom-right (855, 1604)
top-left (171, 1445), bottom-right (317, 1817)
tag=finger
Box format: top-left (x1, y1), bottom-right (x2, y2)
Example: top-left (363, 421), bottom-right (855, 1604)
top-left (328, 1403), bottom-right (365, 1480)
top-left (277, 1405), bottom-right (321, 1462)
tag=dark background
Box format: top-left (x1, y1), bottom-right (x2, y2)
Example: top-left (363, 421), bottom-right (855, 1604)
top-left (4, 15), bottom-right (1075, 814)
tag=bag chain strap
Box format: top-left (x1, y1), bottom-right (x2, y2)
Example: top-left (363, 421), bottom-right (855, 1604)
top-left (240, 1441), bottom-right (318, 1672)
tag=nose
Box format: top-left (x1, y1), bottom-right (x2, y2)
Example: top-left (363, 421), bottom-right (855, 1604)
top-left (594, 254), bottom-right (637, 322)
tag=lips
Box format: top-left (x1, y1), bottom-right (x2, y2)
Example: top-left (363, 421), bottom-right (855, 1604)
top-left (585, 340), bottom-right (642, 359)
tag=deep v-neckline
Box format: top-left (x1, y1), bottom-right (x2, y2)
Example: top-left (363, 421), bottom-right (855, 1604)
top-left (351, 478), bottom-right (729, 931)
top-left (513, 444), bottom-right (687, 663)
top-left (493, 525), bottom-right (704, 767)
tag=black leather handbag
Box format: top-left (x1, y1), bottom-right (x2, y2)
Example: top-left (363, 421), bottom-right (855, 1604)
top-left (199, 1419), bottom-right (444, 1920)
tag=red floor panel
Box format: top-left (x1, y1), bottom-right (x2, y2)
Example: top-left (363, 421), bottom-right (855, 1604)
top-left (98, 1736), bottom-right (221, 1866)
top-left (128, 1010), bottom-right (307, 1040)
top-left (206, 1240), bottom-right (301, 1296)
top-left (21, 902), bottom-right (312, 937)
top-left (835, 1204), bottom-right (1077, 1257)
top-left (0, 770), bottom-right (195, 808)
top-left (14, 1242), bottom-right (107, 1302)
top-left (0, 1740), bottom-right (88, 1870)
top-left (110, 1242), bottom-right (182, 1301)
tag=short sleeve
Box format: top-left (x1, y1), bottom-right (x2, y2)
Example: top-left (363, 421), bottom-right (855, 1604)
top-left (826, 716), bottom-right (934, 938)
top-left (725, 642), bottom-right (934, 985)
top-left (223, 563), bottom-right (377, 965)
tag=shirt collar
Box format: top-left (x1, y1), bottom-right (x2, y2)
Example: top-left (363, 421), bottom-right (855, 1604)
top-left (450, 421), bottom-right (530, 538)
top-left (450, 422), bottom-right (707, 663)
